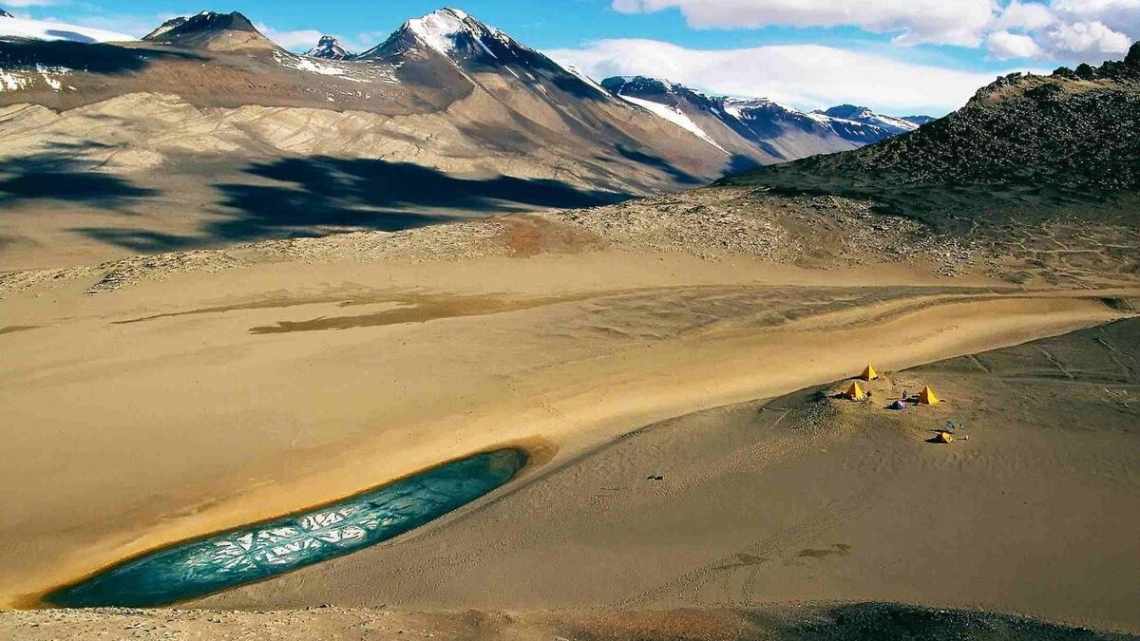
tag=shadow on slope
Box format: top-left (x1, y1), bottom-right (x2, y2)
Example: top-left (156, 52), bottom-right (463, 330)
top-left (0, 152), bottom-right (157, 207)
top-left (207, 156), bottom-right (628, 242)
top-left (615, 144), bottom-right (702, 186)
top-left (722, 154), bottom-right (763, 178)
top-left (70, 228), bottom-right (200, 253)
top-left (0, 38), bottom-right (204, 74)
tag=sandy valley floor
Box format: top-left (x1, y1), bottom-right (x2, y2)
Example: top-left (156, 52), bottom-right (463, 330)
top-left (1, 216), bottom-right (1138, 639)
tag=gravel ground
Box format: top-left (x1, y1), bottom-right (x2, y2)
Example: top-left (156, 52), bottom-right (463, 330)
top-left (3, 188), bottom-right (1136, 298)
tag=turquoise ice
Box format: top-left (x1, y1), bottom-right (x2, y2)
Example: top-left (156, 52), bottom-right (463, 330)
top-left (48, 449), bottom-right (526, 607)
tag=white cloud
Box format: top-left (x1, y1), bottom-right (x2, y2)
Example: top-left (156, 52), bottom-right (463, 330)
top-left (1045, 18), bottom-right (1133, 53)
top-left (254, 23), bottom-right (383, 53)
top-left (610, 0), bottom-right (1138, 64)
top-left (986, 1), bottom-right (1136, 60)
top-left (995, 1), bottom-right (1058, 30)
top-left (548, 39), bottom-right (1023, 114)
top-left (611, 0), bottom-right (998, 46)
top-left (255, 23), bottom-right (324, 50)
top-left (48, 13), bottom-right (169, 39)
top-left (0, 15), bottom-right (133, 42)
top-left (1052, 0), bottom-right (1140, 35)
top-left (3, 0), bottom-right (58, 6)
top-left (987, 29), bottom-right (1047, 57)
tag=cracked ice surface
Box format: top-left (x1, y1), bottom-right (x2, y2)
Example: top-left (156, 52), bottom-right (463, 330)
top-left (48, 449), bottom-right (526, 607)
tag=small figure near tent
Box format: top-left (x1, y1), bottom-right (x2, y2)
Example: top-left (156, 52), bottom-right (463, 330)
top-left (928, 419), bottom-right (967, 444)
top-left (860, 363), bottom-right (879, 381)
top-left (844, 381), bottom-right (867, 401)
top-left (918, 386), bottom-right (941, 405)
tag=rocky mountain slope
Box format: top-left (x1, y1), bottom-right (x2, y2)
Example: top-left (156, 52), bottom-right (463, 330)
top-left (0, 9), bottom-right (736, 191)
top-left (600, 76), bottom-right (925, 166)
top-left (0, 8), bottom-right (772, 264)
top-left (724, 42), bottom-right (1140, 232)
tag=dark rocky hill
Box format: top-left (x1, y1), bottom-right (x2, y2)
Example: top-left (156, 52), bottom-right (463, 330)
top-left (142, 11), bottom-right (277, 52)
top-left (724, 42), bottom-right (1140, 231)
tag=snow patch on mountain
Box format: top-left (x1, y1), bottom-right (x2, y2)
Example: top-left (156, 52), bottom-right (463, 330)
top-left (294, 57), bottom-right (346, 76)
top-left (273, 50), bottom-right (393, 84)
top-left (617, 93), bottom-right (727, 153)
top-left (0, 16), bottom-right (133, 43)
top-left (722, 97), bottom-right (777, 120)
top-left (0, 63), bottom-right (72, 92)
top-left (813, 104), bottom-right (919, 135)
top-left (0, 67), bottom-right (24, 91)
top-left (406, 8), bottom-right (470, 57)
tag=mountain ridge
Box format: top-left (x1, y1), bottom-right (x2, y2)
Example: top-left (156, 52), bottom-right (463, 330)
top-left (0, 4), bottom-right (941, 230)
top-left (601, 75), bottom-right (926, 164)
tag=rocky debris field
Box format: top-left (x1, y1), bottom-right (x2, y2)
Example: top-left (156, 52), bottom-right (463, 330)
top-left (4, 184), bottom-right (1138, 299)
top-left (2, 604), bottom-right (1133, 641)
top-left (553, 187), bottom-right (981, 275)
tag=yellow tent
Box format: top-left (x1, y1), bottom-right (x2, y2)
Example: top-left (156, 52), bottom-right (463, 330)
top-left (918, 386), bottom-right (940, 405)
top-left (845, 381), bottom-right (867, 401)
top-left (860, 363), bottom-right (879, 381)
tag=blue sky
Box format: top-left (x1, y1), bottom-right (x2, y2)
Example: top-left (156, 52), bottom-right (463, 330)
top-left (6, 1), bottom-right (1138, 114)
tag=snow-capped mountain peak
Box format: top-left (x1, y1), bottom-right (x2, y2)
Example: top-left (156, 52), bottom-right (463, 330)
top-left (306, 35), bottom-right (349, 60)
top-left (813, 104), bottom-right (919, 134)
top-left (0, 9), bottom-right (14, 19)
top-left (363, 7), bottom-right (534, 64)
top-left (351, 7), bottom-right (610, 103)
top-left (600, 75), bottom-right (932, 162)
top-left (405, 8), bottom-right (471, 57)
